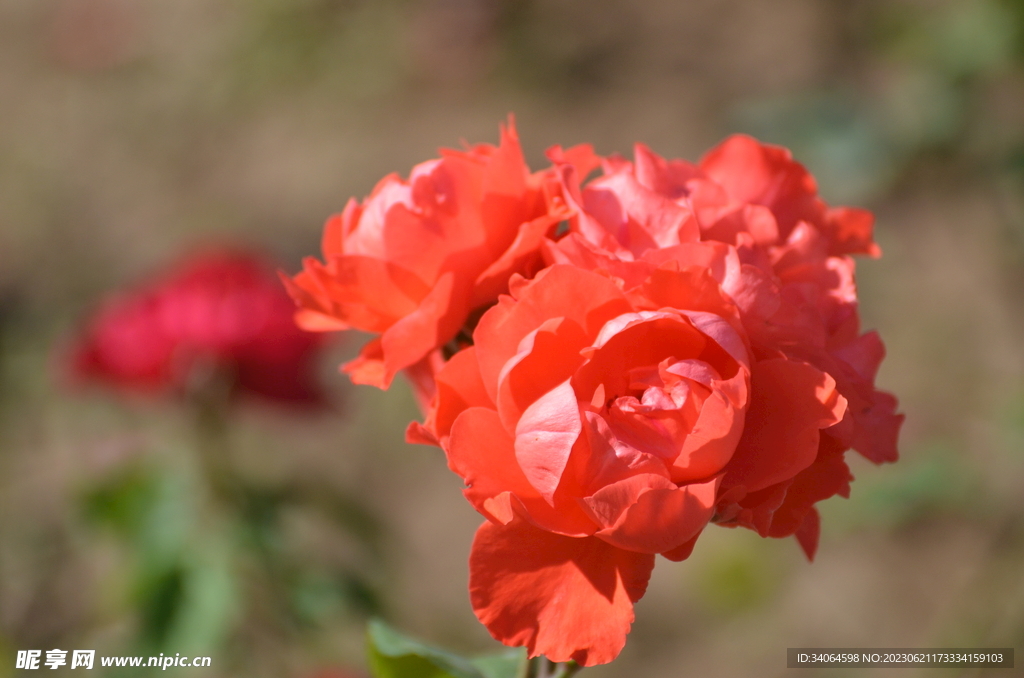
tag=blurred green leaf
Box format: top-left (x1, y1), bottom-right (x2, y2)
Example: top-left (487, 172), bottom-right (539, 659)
top-left (231, 0), bottom-right (407, 102)
top-left (0, 635), bottom-right (15, 678)
top-left (167, 540), bottom-right (239, 654)
top-left (877, 0), bottom-right (1016, 76)
top-left (285, 480), bottom-right (386, 558)
top-left (293, 570), bottom-right (348, 624)
top-left (338, 571), bottom-right (382, 616)
top-left (137, 565), bottom-right (186, 646)
top-left (1006, 0), bottom-right (1024, 59)
top-left (81, 466), bottom-right (159, 537)
top-left (933, 0), bottom-right (1017, 78)
top-left (367, 619), bottom-right (485, 678)
top-left (469, 649), bottom-right (527, 678)
top-left (137, 470), bottom-right (194, 576)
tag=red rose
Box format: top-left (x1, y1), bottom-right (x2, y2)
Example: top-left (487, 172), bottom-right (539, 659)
top-left (68, 249), bottom-right (326, 406)
top-left (283, 120), bottom-right (564, 399)
top-left (549, 137), bottom-right (903, 553)
top-left (413, 260), bottom-right (845, 665)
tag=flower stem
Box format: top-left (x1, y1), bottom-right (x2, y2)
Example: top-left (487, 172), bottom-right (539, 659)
top-left (528, 657), bottom-right (582, 678)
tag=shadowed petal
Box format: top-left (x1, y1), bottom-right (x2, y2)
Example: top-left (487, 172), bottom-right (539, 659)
top-left (724, 358), bottom-right (846, 493)
top-left (448, 407), bottom-right (595, 535)
top-left (585, 474), bottom-right (719, 554)
top-left (469, 519), bottom-right (655, 667)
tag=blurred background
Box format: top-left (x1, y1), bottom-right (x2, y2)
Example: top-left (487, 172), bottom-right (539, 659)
top-left (1, 0), bottom-right (1024, 676)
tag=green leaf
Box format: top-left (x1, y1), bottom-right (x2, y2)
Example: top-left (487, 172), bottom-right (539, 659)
top-left (470, 649), bottom-right (528, 678)
top-left (367, 619), bottom-right (485, 678)
top-left (167, 540), bottom-right (239, 654)
top-left (81, 466), bottom-right (159, 537)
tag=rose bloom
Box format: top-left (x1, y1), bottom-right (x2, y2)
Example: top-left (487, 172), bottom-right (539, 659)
top-left (68, 249), bottom-right (326, 406)
top-left (398, 134), bottom-right (901, 666)
top-left (548, 136), bottom-right (902, 548)
top-left (552, 136), bottom-right (900, 461)
top-left (283, 120), bottom-right (565, 403)
top-left (411, 253), bottom-right (847, 665)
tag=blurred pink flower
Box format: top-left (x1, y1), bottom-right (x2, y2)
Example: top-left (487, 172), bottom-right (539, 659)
top-left (66, 248), bottom-right (327, 407)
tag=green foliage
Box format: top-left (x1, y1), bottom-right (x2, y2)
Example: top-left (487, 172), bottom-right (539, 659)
top-left (81, 463), bottom-right (238, 654)
top-left (78, 448), bottom-right (383, 670)
top-left (367, 620), bottom-right (526, 678)
top-left (468, 650), bottom-right (527, 678)
top-left (81, 466), bottom-right (161, 538)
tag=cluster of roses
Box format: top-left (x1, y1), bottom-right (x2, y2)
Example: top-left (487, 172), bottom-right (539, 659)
top-left (285, 121), bottom-right (903, 667)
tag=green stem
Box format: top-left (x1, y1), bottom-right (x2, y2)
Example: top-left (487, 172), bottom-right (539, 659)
top-left (527, 657), bottom-right (582, 678)
top-left (193, 395), bottom-right (240, 505)
top-left (189, 391), bottom-right (296, 638)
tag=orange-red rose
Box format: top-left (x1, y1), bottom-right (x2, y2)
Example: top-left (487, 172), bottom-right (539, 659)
top-left (283, 120), bottom-right (564, 401)
top-left (413, 255), bottom-right (846, 665)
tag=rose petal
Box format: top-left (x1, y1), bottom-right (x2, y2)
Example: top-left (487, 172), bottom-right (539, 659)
top-left (851, 390), bottom-right (903, 464)
top-left (632, 142), bottom-right (702, 200)
top-left (469, 519), bottom-right (655, 667)
top-left (292, 308), bottom-right (350, 332)
top-left (378, 271), bottom-right (466, 387)
top-left (794, 507), bottom-right (821, 561)
top-left (585, 474), bottom-right (720, 554)
top-left (471, 214), bottom-right (558, 308)
top-left (574, 312), bottom-right (707, 402)
top-left (768, 435), bottom-right (852, 539)
top-left (546, 143), bottom-right (603, 181)
top-left (825, 206), bottom-right (881, 257)
top-left (341, 337), bottom-right (387, 388)
top-left (669, 379), bottom-right (746, 483)
top-left (514, 380), bottom-right (583, 504)
top-left (701, 204), bottom-right (779, 247)
top-left (473, 265), bottom-right (632, 403)
top-left (699, 134), bottom-right (823, 238)
top-left (568, 411), bottom-right (673, 496)
top-left (661, 530), bottom-right (703, 562)
top-left (832, 330), bottom-right (885, 384)
top-left (723, 358), bottom-right (847, 493)
top-left (420, 345), bottom-right (493, 442)
top-left (496, 317), bottom-right (589, 434)
top-left (583, 171), bottom-right (699, 253)
top-left (448, 407), bottom-right (596, 535)
top-left (323, 255), bottom-right (431, 330)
